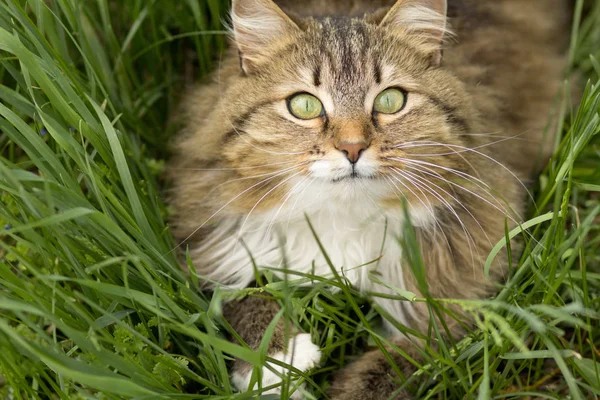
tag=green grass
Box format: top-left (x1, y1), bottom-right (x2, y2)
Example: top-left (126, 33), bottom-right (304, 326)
top-left (0, 0), bottom-right (599, 399)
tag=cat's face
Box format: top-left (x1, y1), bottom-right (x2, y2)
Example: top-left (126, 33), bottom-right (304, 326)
top-left (220, 0), bottom-right (474, 212)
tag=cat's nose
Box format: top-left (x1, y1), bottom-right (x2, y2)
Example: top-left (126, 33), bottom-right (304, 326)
top-left (336, 142), bottom-right (369, 164)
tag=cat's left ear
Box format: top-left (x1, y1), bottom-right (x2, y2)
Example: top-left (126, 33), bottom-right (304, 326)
top-left (231, 0), bottom-right (300, 74)
top-left (380, 0), bottom-right (448, 66)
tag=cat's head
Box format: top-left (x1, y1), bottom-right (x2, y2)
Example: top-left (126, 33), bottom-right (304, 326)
top-left (217, 0), bottom-right (477, 216)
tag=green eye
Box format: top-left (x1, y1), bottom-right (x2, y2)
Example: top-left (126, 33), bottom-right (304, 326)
top-left (288, 93), bottom-right (324, 120)
top-left (373, 88), bottom-right (406, 114)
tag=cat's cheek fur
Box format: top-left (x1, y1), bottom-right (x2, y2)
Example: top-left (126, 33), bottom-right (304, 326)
top-left (231, 333), bottom-right (322, 398)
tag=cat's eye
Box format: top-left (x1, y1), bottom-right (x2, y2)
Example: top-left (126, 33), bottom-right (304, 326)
top-left (287, 93), bottom-right (324, 120)
top-left (373, 88), bottom-right (406, 114)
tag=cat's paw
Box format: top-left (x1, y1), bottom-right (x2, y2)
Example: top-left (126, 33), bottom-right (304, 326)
top-left (232, 333), bottom-right (321, 399)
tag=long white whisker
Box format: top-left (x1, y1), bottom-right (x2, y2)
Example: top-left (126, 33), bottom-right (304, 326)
top-left (401, 163), bottom-right (507, 216)
top-left (392, 169), bottom-right (479, 268)
top-left (235, 171), bottom-right (304, 241)
top-left (384, 174), bottom-right (449, 250)
top-left (395, 158), bottom-right (517, 222)
top-left (224, 170), bottom-right (305, 269)
top-left (394, 139), bottom-right (505, 154)
top-left (396, 160), bottom-right (544, 249)
top-left (188, 163), bottom-right (310, 204)
top-left (210, 163), bottom-right (309, 189)
top-left (168, 166), bottom-right (302, 254)
top-left (386, 174), bottom-right (435, 221)
top-left (399, 167), bottom-right (492, 248)
top-left (461, 132), bottom-right (533, 142)
top-left (391, 141), bottom-right (536, 205)
top-left (392, 140), bottom-right (483, 181)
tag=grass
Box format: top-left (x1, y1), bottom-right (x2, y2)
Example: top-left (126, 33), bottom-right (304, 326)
top-left (0, 0), bottom-right (599, 399)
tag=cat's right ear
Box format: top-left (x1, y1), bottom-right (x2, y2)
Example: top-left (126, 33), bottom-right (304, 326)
top-left (231, 0), bottom-right (299, 74)
top-left (379, 0), bottom-right (449, 66)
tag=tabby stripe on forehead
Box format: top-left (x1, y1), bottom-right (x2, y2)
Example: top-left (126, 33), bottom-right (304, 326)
top-left (222, 100), bottom-right (275, 143)
top-left (313, 65), bottom-right (322, 87)
top-left (427, 95), bottom-right (470, 132)
top-left (374, 61), bottom-right (382, 85)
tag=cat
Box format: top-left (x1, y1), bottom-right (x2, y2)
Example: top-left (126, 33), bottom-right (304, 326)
top-left (167, 0), bottom-right (570, 398)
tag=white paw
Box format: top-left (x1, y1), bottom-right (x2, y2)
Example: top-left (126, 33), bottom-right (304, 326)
top-left (232, 333), bottom-right (322, 399)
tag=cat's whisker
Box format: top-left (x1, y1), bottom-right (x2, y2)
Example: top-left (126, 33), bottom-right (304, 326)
top-left (392, 132), bottom-right (531, 154)
top-left (387, 171), bottom-right (457, 261)
top-left (391, 157), bottom-right (518, 222)
top-left (401, 161), bottom-right (507, 215)
top-left (396, 159), bottom-right (544, 250)
top-left (391, 141), bottom-right (536, 206)
top-left (402, 163), bottom-right (495, 214)
top-left (404, 170), bottom-right (480, 275)
top-left (210, 162), bottom-right (309, 189)
top-left (389, 140), bottom-right (485, 184)
top-left (391, 168), bottom-right (479, 268)
top-left (406, 160), bottom-right (541, 250)
top-left (395, 163), bottom-right (541, 273)
top-left (384, 173), bottom-right (449, 249)
top-left (169, 166), bottom-right (304, 254)
top-left (461, 132), bottom-right (534, 142)
top-left (386, 174), bottom-right (432, 218)
top-left (391, 156), bottom-right (493, 193)
top-left (222, 170), bottom-right (306, 268)
top-left (402, 164), bottom-right (516, 230)
top-left (397, 167), bottom-right (493, 249)
top-left (386, 171), bottom-right (450, 247)
top-left (394, 140), bottom-right (508, 157)
top-left (234, 170), bottom-right (304, 244)
top-left (391, 132), bottom-right (525, 151)
top-left (182, 162), bottom-right (311, 203)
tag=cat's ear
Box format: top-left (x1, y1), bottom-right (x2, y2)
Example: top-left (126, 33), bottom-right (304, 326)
top-left (380, 0), bottom-right (448, 66)
top-left (231, 0), bottom-right (299, 74)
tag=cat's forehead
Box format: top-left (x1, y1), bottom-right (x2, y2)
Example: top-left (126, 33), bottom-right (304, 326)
top-left (318, 19), bottom-right (374, 82)
top-left (300, 18), bottom-right (383, 104)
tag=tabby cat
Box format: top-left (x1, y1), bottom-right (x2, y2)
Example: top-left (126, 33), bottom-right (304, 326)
top-left (167, 0), bottom-right (570, 398)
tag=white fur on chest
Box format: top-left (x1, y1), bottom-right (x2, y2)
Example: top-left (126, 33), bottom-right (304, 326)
top-left (194, 179), bottom-right (431, 327)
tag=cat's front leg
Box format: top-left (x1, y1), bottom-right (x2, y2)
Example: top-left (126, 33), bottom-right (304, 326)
top-left (223, 295), bottom-right (322, 399)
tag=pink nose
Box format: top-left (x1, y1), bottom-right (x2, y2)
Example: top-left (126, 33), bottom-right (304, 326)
top-left (336, 142), bottom-right (368, 164)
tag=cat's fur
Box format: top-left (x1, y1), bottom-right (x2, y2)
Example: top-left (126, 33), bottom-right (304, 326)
top-left (167, 0), bottom-right (570, 398)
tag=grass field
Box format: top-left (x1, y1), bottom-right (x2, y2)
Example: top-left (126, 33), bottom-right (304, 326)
top-left (0, 0), bottom-right (599, 399)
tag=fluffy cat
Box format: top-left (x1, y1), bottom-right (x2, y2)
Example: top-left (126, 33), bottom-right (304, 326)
top-left (167, 0), bottom-right (570, 398)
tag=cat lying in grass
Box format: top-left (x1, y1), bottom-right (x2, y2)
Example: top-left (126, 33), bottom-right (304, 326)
top-left (167, 0), bottom-right (570, 398)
